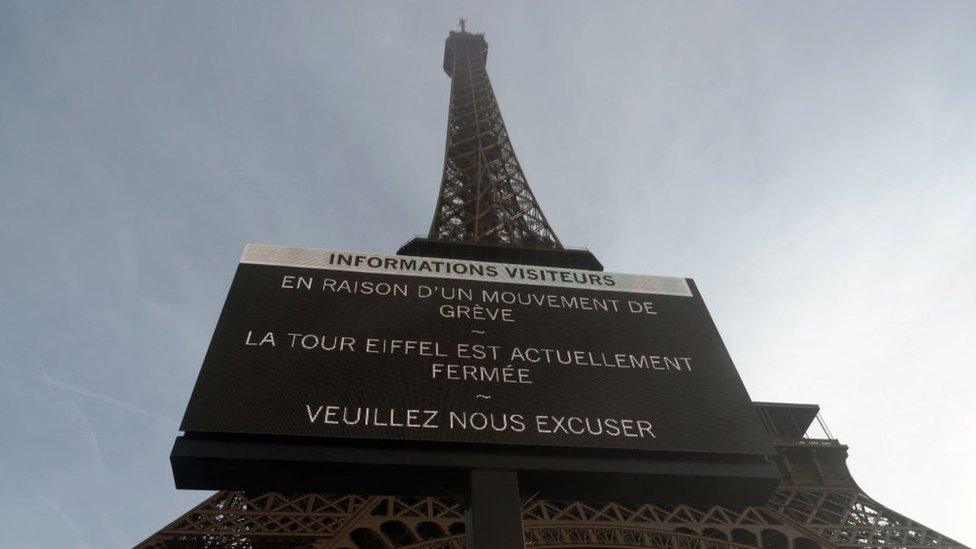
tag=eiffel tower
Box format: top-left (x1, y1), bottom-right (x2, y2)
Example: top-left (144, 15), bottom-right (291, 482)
top-left (140, 23), bottom-right (966, 549)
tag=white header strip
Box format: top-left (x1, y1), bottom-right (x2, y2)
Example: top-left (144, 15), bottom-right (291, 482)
top-left (241, 243), bottom-right (692, 297)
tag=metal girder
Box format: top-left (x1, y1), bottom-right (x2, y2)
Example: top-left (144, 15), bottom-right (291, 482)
top-left (138, 481), bottom-right (968, 549)
top-left (427, 30), bottom-right (562, 249)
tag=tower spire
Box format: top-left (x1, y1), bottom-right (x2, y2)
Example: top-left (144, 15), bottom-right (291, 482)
top-left (427, 27), bottom-right (562, 249)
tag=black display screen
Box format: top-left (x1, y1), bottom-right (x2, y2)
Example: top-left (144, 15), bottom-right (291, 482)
top-left (180, 244), bottom-right (771, 456)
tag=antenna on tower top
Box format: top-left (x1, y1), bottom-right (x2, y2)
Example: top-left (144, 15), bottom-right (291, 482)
top-left (457, 17), bottom-right (467, 33)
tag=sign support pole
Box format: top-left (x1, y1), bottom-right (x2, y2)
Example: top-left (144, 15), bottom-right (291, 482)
top-left (465, 469), bottom-right (524, 549)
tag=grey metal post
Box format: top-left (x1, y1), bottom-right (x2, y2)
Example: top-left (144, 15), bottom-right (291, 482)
top-left (465, 469), bottom-right (524, 549)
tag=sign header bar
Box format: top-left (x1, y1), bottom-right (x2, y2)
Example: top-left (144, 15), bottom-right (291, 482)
top-left (242, 243), bottom-right (692, 297)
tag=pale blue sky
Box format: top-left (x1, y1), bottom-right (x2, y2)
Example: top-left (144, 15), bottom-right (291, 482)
top-left (1, 1), bottom-right (974, 547)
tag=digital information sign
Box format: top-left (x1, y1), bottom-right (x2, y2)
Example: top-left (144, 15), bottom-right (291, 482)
top-left (180, 243), bottom-right (772, 459)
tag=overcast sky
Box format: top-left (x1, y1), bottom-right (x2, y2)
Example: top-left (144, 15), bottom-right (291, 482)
top-left (2, 1), bottom-right (974, 547)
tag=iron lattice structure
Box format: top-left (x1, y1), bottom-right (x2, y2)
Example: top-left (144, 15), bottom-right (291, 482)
top-left (140, 403), bottom-right (966, 548)
top-left (427, 28), bottom-right (561, 249)
top-left (142, 26), bottom-right (967, 549)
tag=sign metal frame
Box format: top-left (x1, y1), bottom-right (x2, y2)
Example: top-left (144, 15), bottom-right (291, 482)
top-left (172, 244), bottom-right (780, 507)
